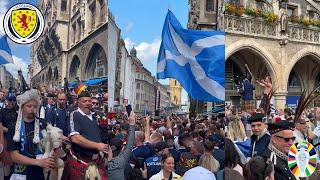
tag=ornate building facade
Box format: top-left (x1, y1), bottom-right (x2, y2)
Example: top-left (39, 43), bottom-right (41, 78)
top-left (29, 0), bottom-right (121, 110)
top-left (155, 81), bottom-right (171, 112)
top-left (169, 79), bottom-right (182, 105)
top-left (118, 39), bottom-right (137, 109)
top-left (189, 0), bottom-right (320, 109)
top-left (130, 47), bottom-right (157, 115)
top-left (0, 65), bottom-right (15, 89)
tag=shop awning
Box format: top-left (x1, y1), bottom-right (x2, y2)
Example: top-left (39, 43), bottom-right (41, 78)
top-left (85, 76), bottom-right (108, 86)
top-left (68, 76), bottom-right (108, 87)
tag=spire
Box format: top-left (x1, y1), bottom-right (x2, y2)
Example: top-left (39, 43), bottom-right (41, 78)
top-left (130, 46), bottom-right (137, 58)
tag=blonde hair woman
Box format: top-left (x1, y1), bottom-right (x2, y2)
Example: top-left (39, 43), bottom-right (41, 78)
top-left (183, 154), bottom-right (218, 180)
top-left (227, 117), bottom-right (251, 164)
top-left (227, 117), bottom-right (246, 142)
top-left (199, 154), bottom-right (220, 173)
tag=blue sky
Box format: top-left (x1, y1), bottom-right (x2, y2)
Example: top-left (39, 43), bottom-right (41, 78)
top-left (108, 0), bottom-right (188, 76)
top-left (108, 0), bottom-right (189, 103)
top-left (1, 0), bottom-right (189, 103)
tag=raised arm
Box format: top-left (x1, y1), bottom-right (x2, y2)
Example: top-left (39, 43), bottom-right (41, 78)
top-left (108, 112), bottom-right (136, 170)
top-left (144, 115), bottom-right (151, 142)
top-left (256, 80), bottom-right (265, 87)
top-left (245, 64), bottom-right (254, 81)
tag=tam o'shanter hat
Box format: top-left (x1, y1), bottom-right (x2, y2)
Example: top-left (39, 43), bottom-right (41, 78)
top-left (248, 113), bottom-right (266, 124)
top-left (78, 90), bottom-right (91, 98)
top-left (267, 121), bottom-right (295, 135)
top-left (13, 89), bottom-right (41, 144)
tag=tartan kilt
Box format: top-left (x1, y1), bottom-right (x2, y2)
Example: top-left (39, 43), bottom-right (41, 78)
top-left (243, 100), bottom-right (255, 111)
top-left (62, 152), bottom-right (107, 180)
top-left (0, 138), bottom-right (13, 165)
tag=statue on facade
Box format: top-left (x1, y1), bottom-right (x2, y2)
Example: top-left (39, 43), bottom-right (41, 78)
top-left (280, 10), bottom-right (288, 33)
top-left (188, 0), bottom-right (200, 29)
top-left (17, 70), bottom-right (29, 94)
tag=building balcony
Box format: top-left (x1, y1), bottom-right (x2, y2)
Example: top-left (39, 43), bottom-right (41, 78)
top-left (221, 14), bottom-right (320, 44)
top-left (288, 23), bottom-right (320, 45)
top-left (221, 14), bottom-right (279, 39)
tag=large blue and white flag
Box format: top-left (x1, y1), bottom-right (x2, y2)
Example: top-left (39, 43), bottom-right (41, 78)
top-left (157, 11), bottom-right (225, 102)
top-left (0, 35), bottom-right (13, 65)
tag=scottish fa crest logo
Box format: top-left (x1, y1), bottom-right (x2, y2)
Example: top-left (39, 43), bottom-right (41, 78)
top-left (3, 3), bottom-right (44, 44)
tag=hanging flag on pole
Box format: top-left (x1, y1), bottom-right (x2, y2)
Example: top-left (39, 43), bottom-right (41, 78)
top-left (157, 10), bottom-right (225, 102)
top-left (0, 35), bottom-right (13, 65)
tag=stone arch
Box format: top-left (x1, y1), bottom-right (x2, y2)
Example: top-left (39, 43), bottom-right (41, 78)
top-left (226, 40), bottom-right (278, 84)
top-left (84, 43), bottom-right (107, 79)
top-left (70, 55), bottom-right (81, 81)
top-left (284, 48), bottom-right (320, 88)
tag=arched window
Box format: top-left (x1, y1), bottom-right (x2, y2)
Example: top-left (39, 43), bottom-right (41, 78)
top-left (206, 0), bottom-right (215, 12)
top-left (288, 71), bottom-right (301, 87)
top-left (85, 44), bottom-right (107, 79)
top-left (47, 67), bottom-right (52, 81)
top-left (53, 67), bottom-right (59, 86)
top-left (70, 56), bottom-right (81, 81)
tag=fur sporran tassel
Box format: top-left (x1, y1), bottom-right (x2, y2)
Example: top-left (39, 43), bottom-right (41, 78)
top-left (13, 110), bottom-right (23, 142)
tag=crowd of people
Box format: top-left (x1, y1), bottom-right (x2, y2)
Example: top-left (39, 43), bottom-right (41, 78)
top-left (1, 70), bottom-right (320, 180)
top-left (0, 86), bottom-right (226, 180)
top-left (225, 71), bottom-right (320, 180)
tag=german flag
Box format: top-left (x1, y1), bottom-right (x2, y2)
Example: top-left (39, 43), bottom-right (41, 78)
top-left (75, 83), bottom-right (87, 95)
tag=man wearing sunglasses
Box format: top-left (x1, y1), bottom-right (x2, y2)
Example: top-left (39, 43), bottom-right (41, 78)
top-left (91, 97), bottom-right (100, 111)
top-left (262, 121), bottom-right (296, 180)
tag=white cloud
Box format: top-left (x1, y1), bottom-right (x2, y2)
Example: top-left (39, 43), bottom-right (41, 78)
top-left (124, 38), bottom-right (161, 62)
top-left (125, 22), bottom-right (134, 31)
top-left (5, 55), bottom-right (29, 80)
top-left (0, 0), bottom-right (9, 36)
top-left (124, 38), bottom-right (135, 51)
top-left (136, 39), bottom-right (161, 62)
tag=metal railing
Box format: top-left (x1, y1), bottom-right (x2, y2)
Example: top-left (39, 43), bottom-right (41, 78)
top-left (221, 14), bottom-right (320, 44)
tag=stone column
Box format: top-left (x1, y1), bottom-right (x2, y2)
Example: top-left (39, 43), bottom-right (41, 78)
top-left (60, 52), bottom-right (68, 86)
top-left (274, 92), bottom-right (287, 109)
top-left (207, 102), bottom-right (213, 112)
top-left (272, 0), bottom-right (280, 14)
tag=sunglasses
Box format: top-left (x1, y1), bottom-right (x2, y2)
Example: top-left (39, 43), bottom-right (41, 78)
top-left (275, 135), bottom-right (295, 142)
top-left (92, 102), bottom-right (99, 105)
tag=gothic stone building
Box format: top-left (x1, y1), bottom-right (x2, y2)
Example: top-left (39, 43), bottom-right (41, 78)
top-left (189, 0), bottom-right (320, 109)
top-left (29, 0), bottom-right (121, 109)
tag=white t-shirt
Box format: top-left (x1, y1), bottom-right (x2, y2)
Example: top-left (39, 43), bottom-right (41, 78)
top-left (183, 166), bottom-right (216, 180)
top-left (293, 129), bottom-right (306, 143)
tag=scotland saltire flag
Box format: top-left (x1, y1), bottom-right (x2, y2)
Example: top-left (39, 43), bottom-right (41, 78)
top-left (157, 10), bottom-right (225, 102)
top-left (0, 35), bottom-right (13, 65)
